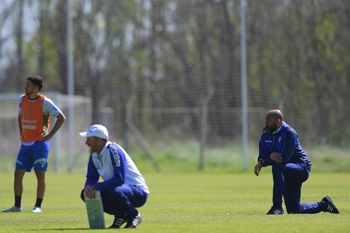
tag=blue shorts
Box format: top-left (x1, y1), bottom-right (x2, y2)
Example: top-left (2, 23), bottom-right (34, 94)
top-left (16, 141), bottom-right (50, 172)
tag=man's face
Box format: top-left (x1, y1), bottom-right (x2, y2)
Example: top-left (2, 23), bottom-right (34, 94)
top-left (85, 136), bottom-right (101, 153)
top-left (25, 80), bottom-right (38, 96)
top-left (265, 114), bottom-right (280, 133)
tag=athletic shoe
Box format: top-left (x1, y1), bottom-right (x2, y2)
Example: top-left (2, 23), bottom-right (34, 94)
top-left (266, 206), bottom-right (284, 215)
top-left (32, 206), bottom-right (42, 213)
top-left (322, 196), bottom-right (339, 214)
top-left (125, 213), bottom-right (142, 228)
top-left (109, 217), bottom-right (127, 228)
top-left (2, 206), bottom-right (23, 213)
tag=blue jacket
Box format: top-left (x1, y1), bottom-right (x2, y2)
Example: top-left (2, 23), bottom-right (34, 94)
top-left (85, 142), bottom-right (149, 194)
top-left (258, 122), bottom-right (311, 167)
top-left (85, 143), bottom-right (126, 191)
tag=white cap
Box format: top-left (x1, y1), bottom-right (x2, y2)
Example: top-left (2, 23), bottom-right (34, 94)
top-left (79, 124), bottom-right (109, 140)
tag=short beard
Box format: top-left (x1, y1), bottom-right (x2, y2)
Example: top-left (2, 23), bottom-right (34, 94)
top-left (266, 124), bottom-right (278, 133)
top-left (269, 125), bottom-right (278, 132)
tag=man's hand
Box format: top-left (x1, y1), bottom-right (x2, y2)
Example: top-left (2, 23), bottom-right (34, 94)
top-left (270, 152), bottom-right (283, 163)
top-left (38, 128), bottom-right (51, 141)
top-left (84, 185), bottom-right (96, 198)
top-left (254, 161), bottom-right (263, 176)
top-left (40, 114), bottom-right (65, 141)
top-left (40, 133), bottom-right (52, 141)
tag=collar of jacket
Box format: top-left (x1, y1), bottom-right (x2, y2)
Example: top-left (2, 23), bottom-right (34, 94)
top-left (272, 121), bottom-right (288, 135)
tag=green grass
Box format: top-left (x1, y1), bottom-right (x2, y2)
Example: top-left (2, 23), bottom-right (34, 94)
top-left (1, 140), bottom-right (350, 173)
top-left (0, 172), bottom-right (349, 232)
top-left (128, 141), bottom-right (350, 173)
top-left (306, 145), bottom-right (350, 172)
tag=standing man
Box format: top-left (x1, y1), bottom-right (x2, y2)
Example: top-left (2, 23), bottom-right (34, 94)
top-left (3, 75), bottom-right (66, 213)
top-left (79, 124), bottom-right (149, 228)
top-left (254, 109), bottom-right (339, 215)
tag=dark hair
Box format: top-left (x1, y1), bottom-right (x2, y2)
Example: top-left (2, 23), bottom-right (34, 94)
top-left (27, 75), bottom-right (43, 90)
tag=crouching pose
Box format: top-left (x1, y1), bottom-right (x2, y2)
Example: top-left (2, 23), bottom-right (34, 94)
top-left (80, 124), bottom-right (149, 228)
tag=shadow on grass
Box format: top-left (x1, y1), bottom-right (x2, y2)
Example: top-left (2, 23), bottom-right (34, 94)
top-left (29, 228), bottom-right (106, 231)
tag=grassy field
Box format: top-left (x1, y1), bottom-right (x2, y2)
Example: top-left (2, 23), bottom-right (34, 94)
top-left (0, 172), bottom-right (349, 233)
top-left (1, 141), bottom-right (350, 173)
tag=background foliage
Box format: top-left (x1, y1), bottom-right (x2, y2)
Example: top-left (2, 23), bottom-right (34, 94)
top-left (0, 0), bottom-right (349, 171)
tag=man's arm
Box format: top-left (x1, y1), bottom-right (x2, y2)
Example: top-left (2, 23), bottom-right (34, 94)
top-left (85, 156), bottom-right (100, 186)
top-left (254, 161), bottom-right (262, 176)
top-left (41, 113), bottom-right (65, 141)
top-left (268, 129), bottom-right (297, 164)
top-left (93, 145), bottom-right (126, 191)
top-left (281, 129), bottom-right (297, 163)
top-left (255, 135), bottom-right (273, 176)
top-left (257, 136), bottom-right (273, 167)
top-left (269, 152), bottom-right (283, 163)
top-left (84, 156), bottom-right (100, 198)
top-left (18, 97), bottom-right (23, 140)
top-left (41, 97), bottom-right (66, 141)
top-left (93, 174), bottom-right (124, 191)
top-left (18, 115), bottom-right (23, 140)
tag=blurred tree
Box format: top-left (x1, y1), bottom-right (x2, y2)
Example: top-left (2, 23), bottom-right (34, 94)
top-left (1, 0), bottom-right (350, 145)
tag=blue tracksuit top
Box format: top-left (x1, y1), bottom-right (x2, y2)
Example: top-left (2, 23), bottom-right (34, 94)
top-left (258, 121), bottom-right (311, 167)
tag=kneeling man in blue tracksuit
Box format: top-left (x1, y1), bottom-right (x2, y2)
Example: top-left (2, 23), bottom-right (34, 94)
top-left (79, 124), bottom-right (149, 228)
top-left (254, 109), bottom-right (339, 215)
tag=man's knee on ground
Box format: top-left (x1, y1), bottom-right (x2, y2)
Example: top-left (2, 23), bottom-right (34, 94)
top-left (286, 203), bottom-right (301, 214)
